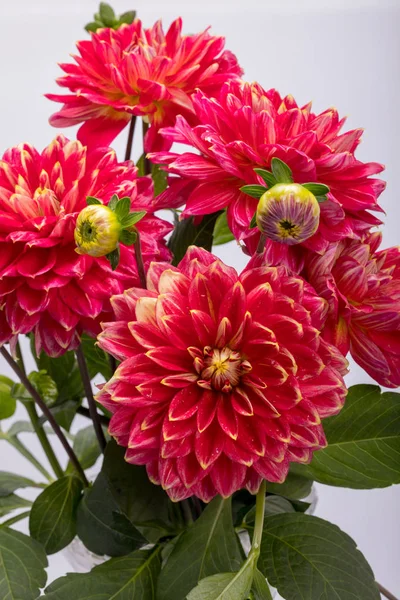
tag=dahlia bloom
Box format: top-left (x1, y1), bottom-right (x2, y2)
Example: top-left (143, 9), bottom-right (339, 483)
top-left (150, 81), bottom-right (385, 269)
top-left (97, 247), bottom-right (348, 501)
top-left (305, 234), bottom-right (400, 388)
top-left (46, 18), bottom-right (242, 152)
top-left (0, 135), bottom-right (171, 357)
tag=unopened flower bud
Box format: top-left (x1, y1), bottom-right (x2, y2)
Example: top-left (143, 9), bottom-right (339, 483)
top-left (256, 183), bottom-right (320, 245)
top-left (74, 204), bottom-right (122, 257)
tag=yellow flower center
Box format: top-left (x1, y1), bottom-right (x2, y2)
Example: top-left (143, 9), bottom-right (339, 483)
top-left (196, 346), bottom-right (252, 393)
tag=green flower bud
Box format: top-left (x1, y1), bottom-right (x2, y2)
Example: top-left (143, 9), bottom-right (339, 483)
top-left (74, 204), bottom-right (122, 257)
top-left (256, 183), bottom-right (320, 245)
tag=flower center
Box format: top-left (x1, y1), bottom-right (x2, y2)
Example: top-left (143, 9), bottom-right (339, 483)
top-left (277, 219), bottom-right (301, 239)
top-left (79, 219), bottom-right (98, 242)
top-left (194, 346), bottom-right (251, 393)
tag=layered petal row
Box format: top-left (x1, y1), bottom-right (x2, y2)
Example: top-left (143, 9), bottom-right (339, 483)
top-left (0, 135), bottom-right (172, 356)
top-left (97, 246), bottom-right (348, 501)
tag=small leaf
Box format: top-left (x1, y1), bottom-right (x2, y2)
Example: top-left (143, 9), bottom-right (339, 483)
top-left (316, 195), bottom-right (327, 203)
top-left (108, 194), bottom-right (119, 211)
top-left (80, 334), bottom-right (111, 380)
top-left (118, 10), bottom-right (136, 25)
top-left (119, 229), bottom-right (137, 246)
top-left (0, 528), bottom-right (47, 599)
top-left (245, 496), bottom-right (296, 526)
top-left (85, 21), bottom-right (103, 33)
top-left (254, 168), bottom-right (277, 188)
top-left (302, 182), bottom-right (330, 196)
top-left (32, 340), bottom-right (83, 403)
top-left (29, 371), bottom-right (58, 407)
top-left (240, 184), bottom-right (266, 199)
top-left (0, 472), bottom-right (42, 497)
top-left (66, 425), bottom-right (104, 473)
top-left (30, 476), bottom-right (83, 555)
top-left (169, 213), bottom-right (221, 266)
top-left (251, 569), bottom-right (273, 600)
top-left (270, 157), bottom-right (293, 183)
top-left (99, 2), bottom-right (116, 27)
top-left (107, 246), bottom-right (120, 271)
top-left (136, 153), bottom-right (146, 177)
top-left (157, 496), bottom-right (243, 600)
top-left (187, 573), bottom-right (242, 600)
top-left (0, 380), bottom-right (16, 419)
top-left (86, 196), bottom-right (102, 205)
top-left (152, 163), bottom-right (168, 196)
top-left (213, 211), bottom-right (235, 245)
top-left (44, 547), bottom-right (161, 599)
top-left (76, 472), bottom-right (146, 556)
top-left (293, 384), bottom-right (400, 488)
top-left (120, 210), bottom-right (146, 229)
top-left (265, 472), bottom-right (313, 500)
top-left (256, 513), bottom-right (380, 600)
top-left (114, 197), bottom-right (131, 220)
top-left (249, 213), bottom-right (257, 229)
top-left (0, 494), bottom-right (31, 518)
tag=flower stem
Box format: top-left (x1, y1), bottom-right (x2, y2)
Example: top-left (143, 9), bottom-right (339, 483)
top-left (377, 583), bottom-right (399, 600)
top-left (0, 346), bottom-right (88, 487)
top-left (134, 231), bottom-right (147, 289)
top-left (124, 116), bottom-right (137, 161)
top-left (256, 232), bottom-right (267, 255)
top-left (251, 479), bottom-right (267, 554)
top-left (75, 346), bottom-right (107, 453)
top-left (0, 510), bottom-right (31, 529)
top-left (77, 406), bottom-right (110, 427)
top-left (181, 499), bottom-right (194, 525)
top-left (15, 340), bottom-right (64, 480)
top-left (24, 402), bottom-right (64, 480)
top-left (142, 120), bottom-right (152, 175)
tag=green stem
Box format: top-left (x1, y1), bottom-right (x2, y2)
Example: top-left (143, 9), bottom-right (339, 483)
top-left (15, 339), bottom-right (64, 480)
top-left (0, 346), bottom-right (88, 487)
top-left (7, 436), bottom-right (53, 482)
top-left (134, 231), bottom-right (147, 289)
top-left (180, 499), bottom-right (194, 525)
top-left (24, 402), bottom-right (64, 480)
top-left (0, 510), bottom-right (31, 529)
top-left (75, 346), bottom-right (107, 453)
top-left (142, 120), bottom-right (151, 175)
top-left (124, 115), bottom-right (137, 161)
top-left (251, 479), bottom-right (267, 554)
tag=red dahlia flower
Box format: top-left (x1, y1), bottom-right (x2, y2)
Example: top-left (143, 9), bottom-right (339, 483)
top-left (97, 247), bottom-right (348, 501)
top-left (46, 18), bottom-right (242, 152)
top-left (150, 81), bottom-right (385, 269)
top-left (305, 234), bottom-right (400, 388)
top-left (0, 135), bottom-right (171, 357)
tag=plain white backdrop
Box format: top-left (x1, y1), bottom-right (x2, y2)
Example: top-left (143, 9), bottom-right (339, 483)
top-left (0, 0), bottom-right (399, 594)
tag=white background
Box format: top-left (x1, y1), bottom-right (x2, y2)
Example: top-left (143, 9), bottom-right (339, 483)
top-left (0, 0), bottom-right (399, 595)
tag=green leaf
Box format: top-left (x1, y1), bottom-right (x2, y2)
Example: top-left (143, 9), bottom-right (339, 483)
top-left (151, 163), bottom-right (168, 196)
top-left (80, 334), bottom-right (111, 380)
top-left (292, 384), bottom-right (400, 488)
top-left (301, 182), bottom-right (330, 196)
top-left (0, 494), bottom-right (31, 518)
top-left (114, 197), bottom-right (131, 220)
top-left (30, 371), bottom-right (58, 406)
top-left (239, 184), bottom-right (266, 199)
top-left (99, 2), bottom-right (116, 27)
top-left (76, 472), bottom-right (146, 556)
top-left (254, 168), bottom-right (277, 188)
top-left (265, 472), bottom-right (312, 500)
top-left (315, 195), bottom-right (328, 203)
top-left (187, 572), bottom-right (247, 600)
top-left (0, 379), bottom-right (16, 419)
top-left (0, 472), bottom-right (42, 497)
top-left (136, 153), bottom-right (146, 177)
top-left (101, 441), bottom-right (172, 543)
top-left (29, 476), bottom-right (83, 555)
top-left (107, 246), bottom-right (120, 271)
top-left (41, 400), bottom-right (80, 431)
top-left (0, 528), bottom-right (47, 599)
top-left (85, 21), bottom-right (103, 32)
top-left (270, 157), bottom-right (293, 183)
top-left (118, 10), bottom-right (136, 25)
top-left (169, 212), bottom-right (221, 266)
top-left (213, 211), bottom-right (235, 245)
top-left (66, 425), bottom-right (103, 473)
top-left (108, 194), bottom-right (119, 211)
top-left (120, 210), bottom-right (146, 229)
top-left (86, 196), bottom-right (102, 205)
top-left (251, 570), bottom-right (273, 600)
top-left (32, 340), bottom-right (83, 404)
top-left (44, 547), bottom-right (161, 599)
top-left (249, 213), bottom-right (257, 229)
top-left (157, 496), bottom-right (243, 600)
top-left (256, 513), bottom-right (380, 600)
top-left (245, 496), bottom-right (295, 526)
top-left (119, 229), bottom-right (137, 246)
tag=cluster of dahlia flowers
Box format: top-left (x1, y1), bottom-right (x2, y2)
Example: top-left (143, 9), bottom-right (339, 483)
top-left (0, 9), bottom-right (398, 503)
